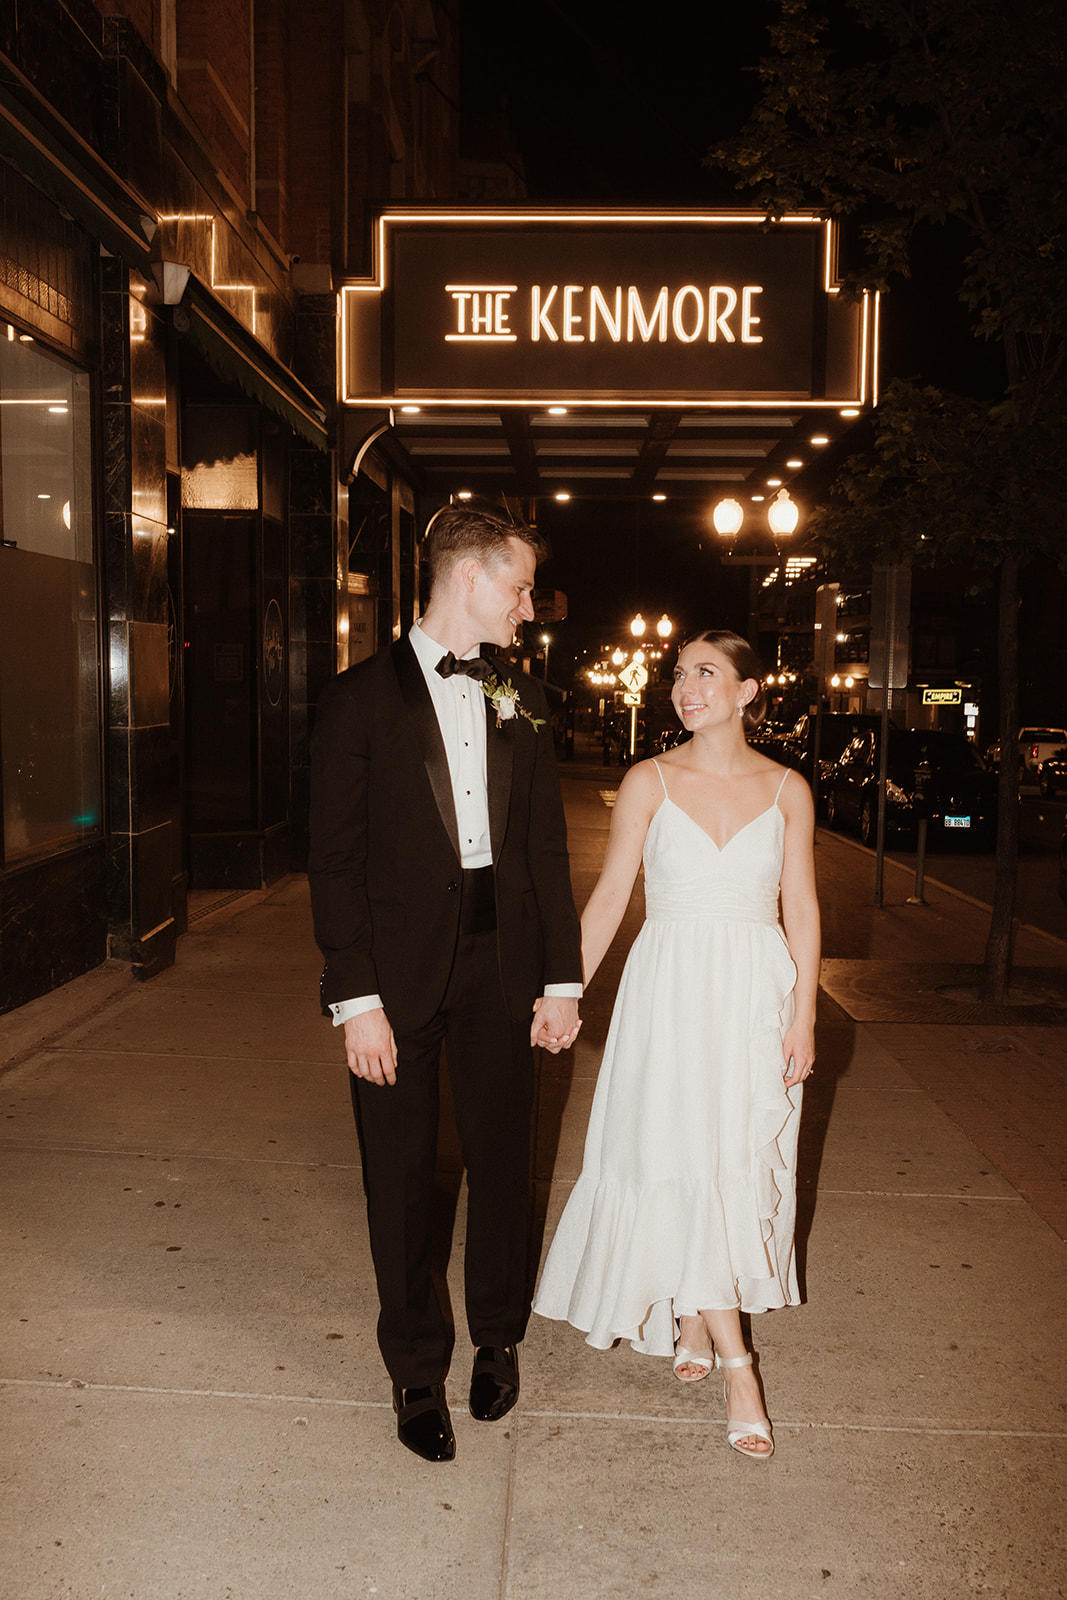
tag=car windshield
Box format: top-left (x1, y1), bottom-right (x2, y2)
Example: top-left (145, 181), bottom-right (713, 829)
top-left (889, 731), bottom-right (986, 774)
top-left (819, 718), bottom-right (878, 760)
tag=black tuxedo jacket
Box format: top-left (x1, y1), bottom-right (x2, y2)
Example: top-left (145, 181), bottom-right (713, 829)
top-left (308, 637), bottom-right (582, 1033)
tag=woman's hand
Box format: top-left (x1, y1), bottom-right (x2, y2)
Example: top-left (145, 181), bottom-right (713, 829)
top-left (781, 1019), bottom-right (815, 1087)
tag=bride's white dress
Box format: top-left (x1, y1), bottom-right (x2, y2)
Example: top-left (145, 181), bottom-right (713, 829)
top-left (533, 761), bottom-right (802, 1357)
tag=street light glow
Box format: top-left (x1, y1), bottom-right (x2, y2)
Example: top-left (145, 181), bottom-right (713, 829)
top-left (767, 487), bottom-right (799, 536)
top-left (712, 497), bottom-right (744, 536)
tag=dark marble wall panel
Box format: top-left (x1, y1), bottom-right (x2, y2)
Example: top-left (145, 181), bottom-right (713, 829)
top-left (289, 448), bottom-right (334, 516)
top-left (129, 518), bottom-right (170, 625)
top-left (130, 621), bottom-right (170, 729)
top-left (100, 264), bottom-right (178, 972)
top-left (130, 821), bottom-right (174, 934)
top-left (107, 622), bottom-right (131, 727)
top-left (131, 409), bottom-right (167, 527)
top-left (290, 512), bottom-right (336, 578)
top-left (127, 723), bottom-right (176, 834)
top-left (105, 834), bottom-right (132, 931)
top-left (107, 725), bottom-right (131, 836)
top-left (102, 401), bottom-right (132, 518)
top-left (0, 844), bottom-right (108, 1016)
top-left (130, 288), bottom-right (167, 410)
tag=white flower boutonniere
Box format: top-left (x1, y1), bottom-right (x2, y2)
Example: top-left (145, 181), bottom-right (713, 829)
top-left (481, 673), bottom-right (545, 731)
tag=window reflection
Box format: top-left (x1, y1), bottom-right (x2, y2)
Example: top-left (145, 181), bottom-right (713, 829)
top-left (0, 326), bottom-right (101, 863)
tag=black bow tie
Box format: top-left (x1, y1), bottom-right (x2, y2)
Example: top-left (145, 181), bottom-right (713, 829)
top-left (436, 651), bottom-right (492, 682)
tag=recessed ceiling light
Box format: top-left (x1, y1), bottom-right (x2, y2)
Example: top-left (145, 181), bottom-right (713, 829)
top-left (786, 459), bottom-right (803, 469)
top-left (554, 490), bottom-right (572, 502)
top-left (399, 405), bottom-right (421, 414)
top-left (840, 407), bottom-right (860, 418)
top-left (48, 405), bottom-right (68, 415)
top-left (751, 494), bottom-right (766, 503)
top-left (456, 490), bottom-right (472, 501)
top-left (810, 435), bottom-right (829, 446)
top-left (548, 406), bottom-right (568, 416)
top-left (767, 477), bottom-right (782, 487)
top-left (651, 493), bottom-right (667, 502)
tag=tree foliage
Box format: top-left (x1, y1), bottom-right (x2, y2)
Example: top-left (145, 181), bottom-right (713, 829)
top-left (711, 0), bottom-right (1067, 999)
top-left (713, 0), bottom-right (1067, 405)
top-left (810, 377), bottom-right (1067, 573)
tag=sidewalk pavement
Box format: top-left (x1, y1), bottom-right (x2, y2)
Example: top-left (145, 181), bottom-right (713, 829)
top-left (1, 762), bottom-right (1064, 1600)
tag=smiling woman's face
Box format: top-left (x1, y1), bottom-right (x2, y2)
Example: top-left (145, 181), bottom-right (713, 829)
top-left (670, 641), bottom-right (750, 730)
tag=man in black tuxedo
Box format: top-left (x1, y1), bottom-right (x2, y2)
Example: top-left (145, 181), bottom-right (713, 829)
top-left (308, 503), bottom-right (582, 1462)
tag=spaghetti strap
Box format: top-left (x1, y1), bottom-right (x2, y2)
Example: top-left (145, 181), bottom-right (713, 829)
top-left (773, 766), bottom-right (791, 806)
top-left (650, 758), bottom-right (670, 799)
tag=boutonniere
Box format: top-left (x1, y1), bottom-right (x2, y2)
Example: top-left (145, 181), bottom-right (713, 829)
top-left (480, 673), bottom-right (545, 731)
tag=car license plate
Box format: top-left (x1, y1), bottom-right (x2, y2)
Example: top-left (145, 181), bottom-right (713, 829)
top-left (944, 815), bottom-right (971, 829)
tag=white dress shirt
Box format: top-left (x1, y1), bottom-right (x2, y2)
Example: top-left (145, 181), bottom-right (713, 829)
top-left (330, 622), bottom-right (581, 1026)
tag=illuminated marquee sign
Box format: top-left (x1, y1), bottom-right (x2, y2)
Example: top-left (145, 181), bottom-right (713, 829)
top-left (922, 688), bottom-right (963, 706)
top-left (341, 209), bottom-right (879, 409)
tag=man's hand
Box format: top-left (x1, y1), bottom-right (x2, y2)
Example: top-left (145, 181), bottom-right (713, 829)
top-left (343, 1008), bottom-right (398, 1086)
top-left (530, 995), bottom-right (581, 1054)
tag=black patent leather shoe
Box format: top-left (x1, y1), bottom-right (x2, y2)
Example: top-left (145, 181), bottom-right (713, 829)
top-left (392, 1383), bottom-right (456, 1462)
top-left (469, 1345), bottom-right (519, 1422)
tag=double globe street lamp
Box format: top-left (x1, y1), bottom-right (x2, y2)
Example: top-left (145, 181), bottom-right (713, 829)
top-left (712, 488), bottom-right (801, 672)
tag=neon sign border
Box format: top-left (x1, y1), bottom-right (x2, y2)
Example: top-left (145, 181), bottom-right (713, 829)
top-left (339, 207), bottom-right (880, 411)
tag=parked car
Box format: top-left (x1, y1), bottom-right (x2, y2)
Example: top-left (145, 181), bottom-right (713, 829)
top-left (748, 719), bottom-right (792, 761)
top-left (652, 726), bottom-right (690, 755)
top-left (824, 728), bottom-right (997, 847)
top-left (781, 712), bottom-right (883, 785)
top-left (1019, 727), bottom-right (1067, 779)
top-left (1038, 747), bottom-right (1067, 798)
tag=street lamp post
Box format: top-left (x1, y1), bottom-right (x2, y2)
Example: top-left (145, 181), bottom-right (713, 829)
top-left (711, 492), bottom-right (800, 667)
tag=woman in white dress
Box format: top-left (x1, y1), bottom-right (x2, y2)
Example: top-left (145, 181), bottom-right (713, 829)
top-left (533, 631), bottom-right (819, 1458)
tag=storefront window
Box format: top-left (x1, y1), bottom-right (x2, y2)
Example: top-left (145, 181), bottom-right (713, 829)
top-left (0, 325), bottom-right (100, 864)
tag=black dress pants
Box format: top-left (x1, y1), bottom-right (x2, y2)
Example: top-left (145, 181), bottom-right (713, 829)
top-left (350, 904), bottom-right (535, 1386)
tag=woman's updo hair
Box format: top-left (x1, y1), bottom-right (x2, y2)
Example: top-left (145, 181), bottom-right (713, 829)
top-left (681, 629), bottom-right (767, 735)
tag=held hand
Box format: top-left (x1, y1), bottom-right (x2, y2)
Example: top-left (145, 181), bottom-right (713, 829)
top-left (343, 1008), bottom-right (398, 1086)
top-left (530, 995), bottom-right (582, 1053)
top-left (782, 1019), bottom-right (815, 1088)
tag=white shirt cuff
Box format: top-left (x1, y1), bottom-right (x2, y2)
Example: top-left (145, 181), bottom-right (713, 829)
top-left (543, 983), bottom-right (583, 999)
top-left (330, 995), bottom-right (384, 1026)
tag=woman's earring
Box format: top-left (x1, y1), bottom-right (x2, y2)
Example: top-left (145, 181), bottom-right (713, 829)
top-left (738, 704), bottom-right (744, 718)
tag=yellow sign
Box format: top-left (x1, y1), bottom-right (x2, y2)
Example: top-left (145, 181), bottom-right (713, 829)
top-left (922, 688), bottom-right (962, 706)
top-left (619, 662), bottom-right (648, 692)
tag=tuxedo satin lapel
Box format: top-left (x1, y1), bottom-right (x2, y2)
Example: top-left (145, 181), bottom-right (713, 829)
top-left (485, 692), bottom-right (513, 861)
top-left (391, 638), bottom-right (461, 861)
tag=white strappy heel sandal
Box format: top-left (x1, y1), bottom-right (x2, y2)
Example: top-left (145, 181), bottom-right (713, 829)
top-left (672, 1344), bottom-right (714, 1383)
top-left (716, 1352), bottom-right (775, 1459)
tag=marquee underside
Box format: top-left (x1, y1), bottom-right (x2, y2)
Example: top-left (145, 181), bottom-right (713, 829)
top-left (383, 403), bottom-right (845, 505)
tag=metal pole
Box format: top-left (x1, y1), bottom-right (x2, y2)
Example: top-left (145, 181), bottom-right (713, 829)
top-left (874, 691), bottom-right (891, 906)
top-left (629, 703), bottom-right (637, 762)
top-left (873, 573), bottom-right (897, 908)
top-left (906, 817), bottom-right (928, 905)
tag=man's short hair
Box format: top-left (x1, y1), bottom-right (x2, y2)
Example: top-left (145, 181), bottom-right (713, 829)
top-left (423, 500), bottom-right (547, 590)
